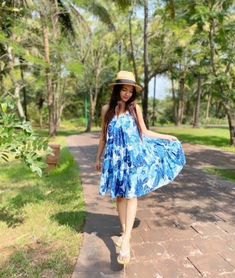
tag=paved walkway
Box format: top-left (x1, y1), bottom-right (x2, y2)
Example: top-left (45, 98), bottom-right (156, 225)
top-left (67, 133), bottom-right (235, 278)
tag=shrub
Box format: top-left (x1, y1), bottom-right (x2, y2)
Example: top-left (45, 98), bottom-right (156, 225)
top-left (0, 99), bottom-right (51, 176)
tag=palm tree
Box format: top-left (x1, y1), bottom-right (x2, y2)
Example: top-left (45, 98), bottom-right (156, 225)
top-left (1, 0), bottom-right (117, 135)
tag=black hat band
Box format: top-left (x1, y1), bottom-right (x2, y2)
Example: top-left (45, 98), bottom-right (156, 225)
top-left (115, 79), bottom-right (137, 85)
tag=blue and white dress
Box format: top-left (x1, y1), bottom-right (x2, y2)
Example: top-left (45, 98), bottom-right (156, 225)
top-left (99, 111), bottom-right (186, 199)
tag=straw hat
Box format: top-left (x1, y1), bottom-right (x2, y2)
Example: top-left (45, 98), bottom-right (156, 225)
top-left (109, 71), bottom-right (143, 93)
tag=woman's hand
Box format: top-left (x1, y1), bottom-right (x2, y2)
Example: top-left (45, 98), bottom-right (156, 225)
top-left (95, 158), bottom-right (102, 172)
top-left (163, 135), bottom-right (178, 141)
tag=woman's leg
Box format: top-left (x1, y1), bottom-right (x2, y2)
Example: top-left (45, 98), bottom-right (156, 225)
top-left (116, 197), bottom-right (127, 234)
top-left (120, 197), bottom-right (137, 252)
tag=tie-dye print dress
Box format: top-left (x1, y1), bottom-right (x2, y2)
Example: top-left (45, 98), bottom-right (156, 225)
top-left (99, 111), bottom-right (186, 199)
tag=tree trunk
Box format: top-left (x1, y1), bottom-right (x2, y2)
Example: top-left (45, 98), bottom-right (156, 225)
top-left (222, 98), bottom-right (235, 146)
top-left (56, 79), bottom-right (66, 129)
top-left (170, 70), bottom-right (177, 124)
top-left (0, 61), bottom-right (5, 96)
top-left (57, 103), bottom-right (65, 129)
top-left (118, 41), bottom-right (122, 71)
top-left (85, 91), bottom-right (93, 132)
top-left (152, 76), bottom-right (156, 126)
top-left (7, 46), bottom-right (26, 119)
top-left (0, 76), bottom-right (4, 96)
top-left (54, 81), bottom-right (58, 131)
top-left (128, 11), bottom-right (139, 83)
top-left (19, 57), bottom-right (28, 121)
top-left (14, 84), bottom-right (26, 119)
top-left (42, 21), bottom-right (55, 136)
top-left (143, 0), bottom-right (149, 128)
top-left (216, 101), bottom-right (223, 116)
top-left (177, 75), bottom-right (185, 126)
top-left (41, 0), bottom-right (62, 137)
top-left (185, 96), bottom-right (191, 121)
top-left (193, 75), bottom-right (202, 128)
top-left (91, 99), bottom-right (95, 129)
top-left (209, 18), bottom-right (217, 76)
top-left (208, 16), bottom-right (235, 145)
top-left (85, 68), bottom-right (100, 131)
top-left (206, 91), bottom-right (211, 123)
top-left (226, 109), bottom-right (235, 146)
top-left (86, 85), bottom-right (99, 132)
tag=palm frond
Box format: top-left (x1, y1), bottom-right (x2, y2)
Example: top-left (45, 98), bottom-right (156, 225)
top-left (57, 0), bottom-right (75, 37)
top-left (87, 3), bottom-right (115, 31)
top-left (72, 0), bottom-right (116, 30)
top-left (69, 3), bottom-right (92, 35)
top-left (111, 0), bottom-right (132, 9)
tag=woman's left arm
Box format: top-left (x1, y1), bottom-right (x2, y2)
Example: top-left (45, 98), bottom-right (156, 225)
top-left (135, 104), bottom-right (178, 141)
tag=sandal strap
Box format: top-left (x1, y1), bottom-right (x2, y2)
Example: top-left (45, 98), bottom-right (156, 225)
top-left (119, 249), bottom-right (130, 256)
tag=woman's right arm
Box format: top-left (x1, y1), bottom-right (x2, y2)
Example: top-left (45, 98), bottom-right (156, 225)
top-left (95, 104), bottom-right (108, 172)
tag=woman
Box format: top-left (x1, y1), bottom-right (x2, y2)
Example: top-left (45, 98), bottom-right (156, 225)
top-left (95, 71), bottom-right (186, 265)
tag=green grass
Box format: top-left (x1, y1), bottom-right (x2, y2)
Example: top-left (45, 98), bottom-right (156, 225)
top-left (35, 121), bottom-right (86, 137)
top-left (153, 126), bottom-right (235, 182)
top-left (151, 126), bottom-right (235, 153)
top-left (94, 124), bottom-right (235, 152)
top-left (0, 136), bottom-right (85, 277)
top-left (203, 168), bottom-right (235, 183)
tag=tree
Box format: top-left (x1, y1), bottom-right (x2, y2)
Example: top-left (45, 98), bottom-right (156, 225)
top-left (189, 0), bottom-right (235, 144)
top-left (143, 0), bottom-right (149, 127)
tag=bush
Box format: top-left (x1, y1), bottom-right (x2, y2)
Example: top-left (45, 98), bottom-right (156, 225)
top-left (0, 99), bottom-right (51, 176)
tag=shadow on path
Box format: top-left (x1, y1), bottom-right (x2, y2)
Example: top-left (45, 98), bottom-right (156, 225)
top-left (52, 210), bottom-right (140, 273)
top-left (68, 133), bottom-right (235, 278)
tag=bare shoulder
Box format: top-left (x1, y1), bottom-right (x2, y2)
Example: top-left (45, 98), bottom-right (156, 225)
top-left (135, 103), bottom-right (142, 113)
top-left (135, 103), bottom-right (147, 132)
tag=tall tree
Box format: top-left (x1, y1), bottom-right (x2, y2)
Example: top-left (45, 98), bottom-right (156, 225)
top-left (143, 0), bottom-right (149, 127)
top-left (193, 74), bottom-right (202, 128)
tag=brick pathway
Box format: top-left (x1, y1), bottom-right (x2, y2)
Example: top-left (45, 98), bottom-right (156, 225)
top-left (67, 133), bottom-right (235, 278)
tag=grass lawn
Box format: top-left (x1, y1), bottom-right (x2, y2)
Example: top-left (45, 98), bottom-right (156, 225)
top-left (203, 168), bottom-right (235, 183)
top-left (0, 135), bottom-right (85, 277)
top-left (152, 126), bottom-right (235, 153)
top-left (90, 123), bottom-right (235, 153)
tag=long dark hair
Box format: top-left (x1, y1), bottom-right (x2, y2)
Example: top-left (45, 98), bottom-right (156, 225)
top-left (102, 84), bottom-right (142, 141)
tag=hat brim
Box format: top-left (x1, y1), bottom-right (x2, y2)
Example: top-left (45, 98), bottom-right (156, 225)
top-left (109, 82), bottom-right (143, 93)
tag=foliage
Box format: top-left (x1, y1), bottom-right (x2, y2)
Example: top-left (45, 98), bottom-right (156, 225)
top-left (0, 0), bottom-right (235, 142)
top-left (0, 99), bottom-right (51, 176)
